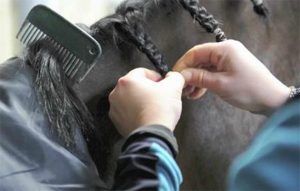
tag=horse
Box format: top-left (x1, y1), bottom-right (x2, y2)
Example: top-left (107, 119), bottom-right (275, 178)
top-left (4, 0), bottom-right (299, 190)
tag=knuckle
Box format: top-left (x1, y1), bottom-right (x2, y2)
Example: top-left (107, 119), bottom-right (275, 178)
top-left (191, 44), bottom-right (201, 51)
top-left (232, 40), bottom-right (243, 48)
top-left (134, 67), bottom-right (145, 72)
top-left (186, 46), bottom-right (197, 58)
top-left (117, 77), bottom-right (124, 84)
top-left (130, 67), bottom-right (145, 75)
top-left (175, 46), bottom-right (199, 71)
top-left (117, 76), bottom-right (130, 86)
top-left (196, 70), bottom-right (204, 86)
top-left (170, 71), bottom-right (181, 78)
top-left (225, 40), bottom-right (244, 50)
top-left (168, 71), bottom-right (185, 86)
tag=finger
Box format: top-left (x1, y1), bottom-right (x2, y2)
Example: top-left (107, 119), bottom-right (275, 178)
top-left (108, 88), bottom-right (116, 103)
top-left (173, 43), bottom-right (221, 72)
top-left (183, 85), bottom-right (195, 97)
top-left (180, 68), bottom-right (219, 90)
top-left (160, 71), bottom-right (185, 90)
top-left (127, 67), bottom-right (162, 82)
top-left (186, 87), bottom-right (207, 100)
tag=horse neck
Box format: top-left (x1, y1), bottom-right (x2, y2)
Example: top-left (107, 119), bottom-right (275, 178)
top-left (74, 2), bottom-right (216, 104)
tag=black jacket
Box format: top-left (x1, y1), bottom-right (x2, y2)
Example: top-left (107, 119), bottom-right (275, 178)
top-left (0, 58), bottom-right (181, 191)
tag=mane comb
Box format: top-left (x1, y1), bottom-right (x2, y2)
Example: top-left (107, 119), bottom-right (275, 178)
top-left (17, 5), bottom-right (102, 83)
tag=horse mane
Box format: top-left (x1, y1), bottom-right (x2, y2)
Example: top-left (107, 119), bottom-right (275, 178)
top-left (25, 40), bottom-right (107, 176)
top-left (24, 0), bottom-right (228, 177)
top-left (90, 0), bottom-right (226, 75)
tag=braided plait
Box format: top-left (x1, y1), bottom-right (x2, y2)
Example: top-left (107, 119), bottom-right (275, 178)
top-left (178, 0), bottom-right (227, 42)
top-left (251, 0), bottom-right (269, 17)
top-left (114, 8), bottom-right (169, 76)
top-left (91, 0), bottom-right (229, 75)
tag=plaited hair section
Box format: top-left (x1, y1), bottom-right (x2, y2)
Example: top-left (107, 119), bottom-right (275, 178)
top-left (178, 0), bottom-right (227, 42)
top-left (251, 0), bottom-right (269, 17)
top-left (91, 4), bottom-right (169, 76)
top-left (116, 7), bottom-right (169, 76)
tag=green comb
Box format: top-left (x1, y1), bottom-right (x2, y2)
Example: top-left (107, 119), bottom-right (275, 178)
top-left (16, 5), bottom-right (102, 83)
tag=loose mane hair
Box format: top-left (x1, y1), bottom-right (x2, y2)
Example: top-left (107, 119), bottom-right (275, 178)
top-left (23, 0), bottom-right (264, 177)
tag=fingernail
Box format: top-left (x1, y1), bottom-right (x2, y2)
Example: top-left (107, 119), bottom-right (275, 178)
top-left (183, 85), bottom-right (195, 96)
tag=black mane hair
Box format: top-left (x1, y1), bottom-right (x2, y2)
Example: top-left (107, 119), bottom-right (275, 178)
top-left (24, 0), bottom-right (227, 177)
top-left (25, 40), bottom-right (107, 176)
top-left (251, 0), bottom-right (269, 17)
top-left (91, 0), bottom-right (227, 75)
top-left (178, 0), bottom-right (226, 42)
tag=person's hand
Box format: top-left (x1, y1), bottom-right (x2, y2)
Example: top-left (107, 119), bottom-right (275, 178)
top-left (109, 68), bottom-right (185, 137)
top-left (173, 40), bottom-right (290, 114)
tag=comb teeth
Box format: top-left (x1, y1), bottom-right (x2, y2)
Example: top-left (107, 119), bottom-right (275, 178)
top-left (62, 54), bottom-right (84, 80)
top-left (17, 21), bottom-right (85, 80)
top-left (17, 22), bottom-right (47, 46)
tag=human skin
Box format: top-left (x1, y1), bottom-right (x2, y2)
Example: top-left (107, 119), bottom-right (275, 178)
top-left (108, 68), bottom-right (185, 136)
top-left (173, 40), bottom-right (290, 115)
top-left (109, 40), bottom-right (290, 136)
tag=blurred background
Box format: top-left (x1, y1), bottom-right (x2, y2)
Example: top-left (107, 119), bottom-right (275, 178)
top-left (0, 0), bottom-right (123, 63)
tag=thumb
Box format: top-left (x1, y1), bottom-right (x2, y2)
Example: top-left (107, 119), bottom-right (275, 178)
top-left (160, 71), bottom-right (185, 90)
top-left (127, 68), bottom-right (162, 82)
top-left (180, 68), bottom-right (219, 90)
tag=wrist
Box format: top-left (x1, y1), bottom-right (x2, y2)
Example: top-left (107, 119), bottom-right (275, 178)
top-left (137, 120), bottom-right (175, 132)
top-left (136, 106), bottom-right (180, 132)
top-left (262, 85), bottom-right (290, 115)
top-left (271, 85), bottom-right (290, 107)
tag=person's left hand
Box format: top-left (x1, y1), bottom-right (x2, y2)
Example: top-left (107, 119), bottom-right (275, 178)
top-left (109, 68), bottom-right (185, 137)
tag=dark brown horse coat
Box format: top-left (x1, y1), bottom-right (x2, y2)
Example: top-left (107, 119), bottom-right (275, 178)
top-left (74, 0), bottom-right (299, 189)
top-left (0, 0), bottom-right (298, 190)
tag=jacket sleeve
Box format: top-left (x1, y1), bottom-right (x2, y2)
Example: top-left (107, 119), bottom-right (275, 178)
top-left (112, 125), bottom-right (183, 191)
top-left (228, 98), bottom-right (300, 191)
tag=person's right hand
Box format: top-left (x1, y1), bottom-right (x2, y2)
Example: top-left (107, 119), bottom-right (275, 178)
top-left (173, 40), bottom-right (290, 114)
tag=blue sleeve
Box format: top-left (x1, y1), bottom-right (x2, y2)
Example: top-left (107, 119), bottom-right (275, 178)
top-left (112, 125), bottom-right (183, 191)
top-left (228, 99), bottom-right (300, 191)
